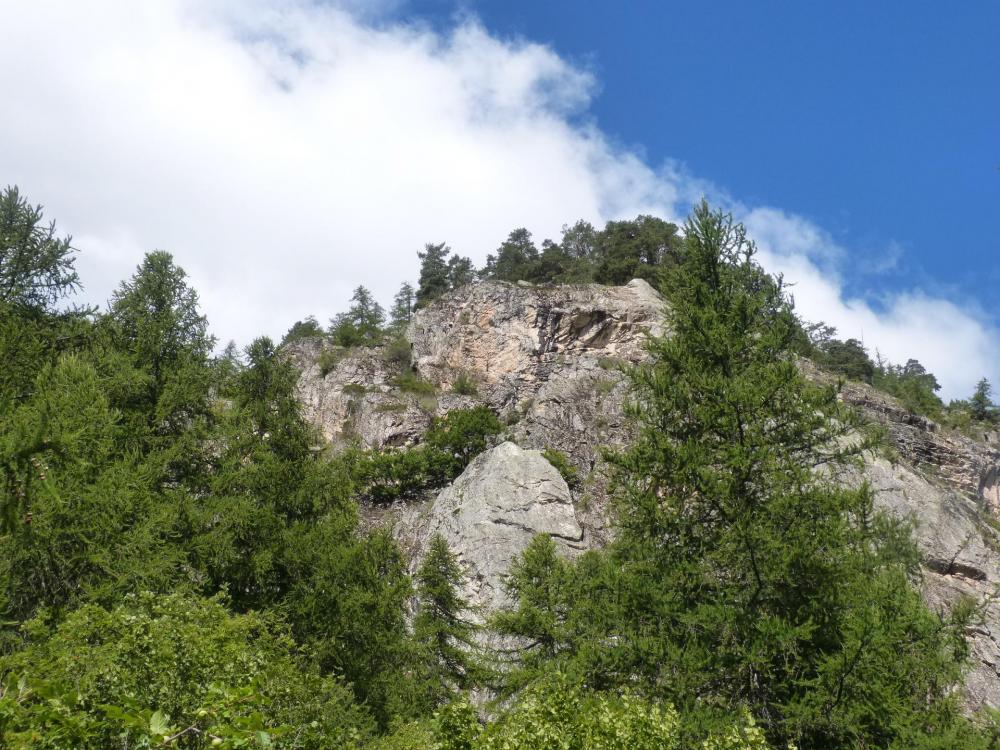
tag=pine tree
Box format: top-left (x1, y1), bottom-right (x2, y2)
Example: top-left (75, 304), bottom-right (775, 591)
top-left (970, 378), bottom-right (997, 424)
top-left (414, 534), bottom-right (479, 699)
top-left (498, 202), bottom-right (978, 748)
top-left (330, 285), bottom-right (385, 346)
top-left (416, 242), bottom-right (451, 308)
top-left (389, 282), bottom-right (415, 331)
top-left (107, 250), bottom-right (214, 443)
top-left (0, 185), bottom-right (79, 309)
top-left (447, 254), bottom-right (475, 290)
top-left (481, 228), bottom-right (538, 282)
top-left (602, 202), bottom-right (973, 746)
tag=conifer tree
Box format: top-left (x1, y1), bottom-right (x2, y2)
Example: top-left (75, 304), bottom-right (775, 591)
top-left (497, 202), bottom-right (978, 748)
top-left (330, 285), bottom-right (385, 346)
top-left (447, 254), bottom-right (475, 290)
top-left (414, 534), bottom-right (479, 699)
top-left (0, 185), bottom-right (79, 309)
top-left (389, 281), bottom-right (415, 331)
top-left (416, 242), bottom-right (451, 308)
top-left (602, 202), bottom-right (973, 746)
top-left (971, 378), bottom-right (997, 424)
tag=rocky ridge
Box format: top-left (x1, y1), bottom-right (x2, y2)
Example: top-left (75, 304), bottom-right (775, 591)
top-left (292, 279), bottom-right (1000, 709)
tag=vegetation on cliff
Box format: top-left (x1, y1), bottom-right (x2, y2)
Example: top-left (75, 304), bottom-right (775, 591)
top-left (1, 184), bottom-right (998, 748)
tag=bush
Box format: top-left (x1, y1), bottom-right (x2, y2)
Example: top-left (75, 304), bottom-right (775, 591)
top-left (382, 336), bottom-right (412, 368)
top-left (0, 592), bottom-right (374, 749)
top-left (425, 407), bottom-right (501, 468)
top-left (541, 448), bottom-right (579, 487)
top-left (347, 408), bottom-right (501, 503)
top-left (451, 372), bottom-right (478, 396)
top-left (393, 370), bottom-right (437, 396)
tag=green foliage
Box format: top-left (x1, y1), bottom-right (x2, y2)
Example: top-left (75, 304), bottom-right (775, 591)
top-left (448, 255), bottom-right (475, 290)
top-left (497, 203), bottom-right (979, 748)
top-left (0, 592), bottom-right (372, 749)
top-left (414, 535), bottom-right (481, 702)
top-left (969, 378), bottom-right (998, 424)
top-left (432, 675), bottom-right (740, 750)
top-left (389, 282), bottom-right (416, 331)
top-left (0, 355), bottom-right (183, 613)
top-left (393, 369), bottom-right (438, 395)
top-left (476, 216), bottom-right (681, 286)
top-left (350, 407), bottom-right (501, 503)
top-left (382, 335), bottom-right (413, 368)
top-left (416, 242), bottom-right (453, 308)
top-left (451, 371), bottom-right (478, 396)
top-left (280, 315), bottom-right (324, 345)
top-left (317, 345), bottom-right (347, 377)
top-left (331, 285), bottom-right (386, 347)
top-left (874, 360), bottom-right (944, 420)
top-left (0, 185), bottom-right (79, 310)
top-left (541, 448), bottom-right (578, 487)
top-left (481, 228), bottom-right (540, 282)
top-left (813, 333), bottom-right (876, 383)
top-left (107, 250), bottom-right (214, 447)
top-left (591, 215), bottom-right (681, 285)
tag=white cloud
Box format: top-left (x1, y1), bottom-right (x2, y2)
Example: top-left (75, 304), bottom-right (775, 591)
top-left (0, 0), bottom-right (994, 399)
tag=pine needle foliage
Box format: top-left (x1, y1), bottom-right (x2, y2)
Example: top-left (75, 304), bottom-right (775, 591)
top-left (414, 534), bottom-right (481, 700)
top-left (603, 202), bottom-right (975, 747)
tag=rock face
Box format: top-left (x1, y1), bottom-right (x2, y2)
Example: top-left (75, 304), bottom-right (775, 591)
top-left (827, 374), bottom-right (1000, 711)
top-left (404, 442), bottom-right (584, 616)
top-left (291, 279), bottom-right (1000, 710)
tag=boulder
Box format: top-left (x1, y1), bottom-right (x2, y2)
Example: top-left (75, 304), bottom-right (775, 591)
top-left (408, 441), bottom-right (584, 616)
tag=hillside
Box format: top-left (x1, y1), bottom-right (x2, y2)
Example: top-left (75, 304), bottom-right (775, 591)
top-left (292, 277), bottom-right (1000, 711)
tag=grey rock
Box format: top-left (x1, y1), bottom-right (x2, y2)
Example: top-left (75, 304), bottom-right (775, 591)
top-left (408, 441), bottom-right (584, 617)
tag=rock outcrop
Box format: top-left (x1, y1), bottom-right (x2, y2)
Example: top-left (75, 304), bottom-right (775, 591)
top-left (291, 278), bottom-right (1000, 709)
top-left (400, 442), bottom-right (584, 616)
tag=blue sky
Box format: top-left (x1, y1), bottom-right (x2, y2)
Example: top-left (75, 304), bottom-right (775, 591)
top-left (406, 0), bottom-right (1000, 305)
top-left (0, 1), bottom-right (996, 397)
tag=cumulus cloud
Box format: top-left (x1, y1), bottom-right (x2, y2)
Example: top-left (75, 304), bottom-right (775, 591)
top-left (0, 0), bottom-right (994, 399)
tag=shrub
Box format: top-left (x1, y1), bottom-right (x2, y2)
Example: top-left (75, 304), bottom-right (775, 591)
top-left (451, 371), bottom-right (478, 396)
top-left (343, 383), bottom-right (368, 397)
top-left (0, 592), bottom-right (373, 749)
top-left (541, 448), bottom-right (579, 487)
top-left (382, 336), bottom-right (412, 368)
top-left (348, 408), bottom-right (501, 503)
top-left (393, 370), bottom-right (437, 396)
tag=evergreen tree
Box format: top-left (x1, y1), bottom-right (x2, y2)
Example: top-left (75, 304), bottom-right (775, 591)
top-left (604, 202), bottom-right (972, 746)
top-left (389, 282), bottom-right (416, 331)
top-left (416, 242), bottom-right (451, 308)
top-left (592, 215), bottom-right (680, 284)
top-left (970, 378), bottom-right (998, 423)
top-left (414, 534), bottom-right (479, 698)
top-left (499, 203), bottom-right (976, 748)
top-left (330, 285), bottom-right (385, 346)
top-left (0, 185), bottom-right (79, 309)
top-left (481, 228), bottom-right (539, 282)
top-left (280, 315), bottom-right (324, 345)
top-left (447, 254), bottom-right (476, 290)
top-left (0, 186), bottom-right (90, 415)
top-left (107, 251), bottom-right (214, 441)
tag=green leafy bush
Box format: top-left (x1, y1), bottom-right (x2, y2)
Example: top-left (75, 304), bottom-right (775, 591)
top-left (0, 592), bottom-right (373, 749)
top-left (347, 407), bottom-right (501, 503)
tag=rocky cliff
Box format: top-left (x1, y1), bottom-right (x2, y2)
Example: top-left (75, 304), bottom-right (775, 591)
top-left (291, 279), bottom-right (1000, 709)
